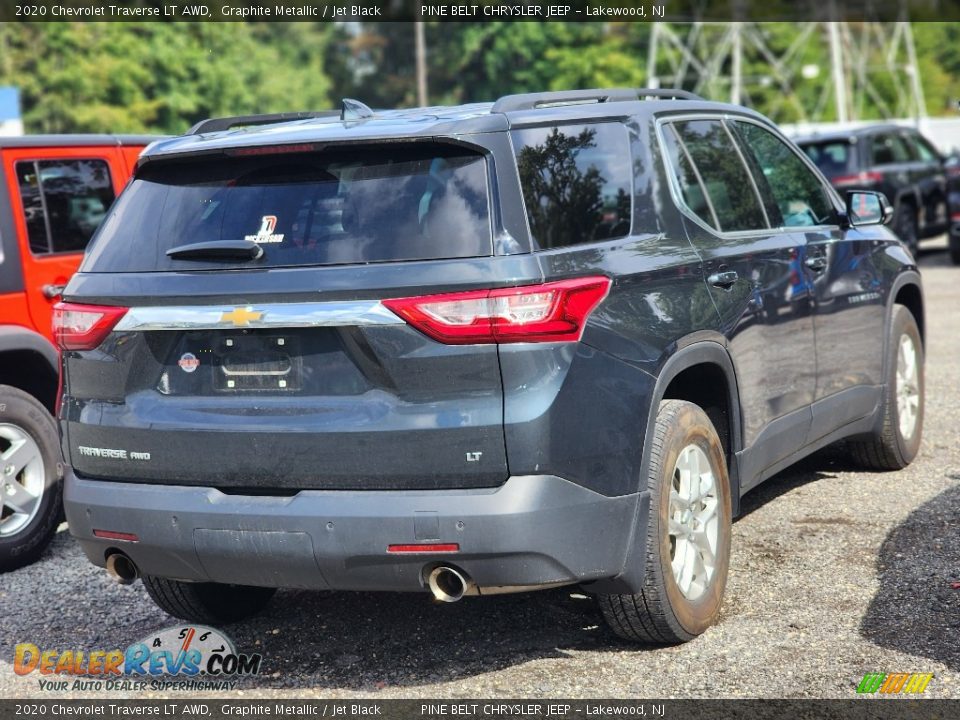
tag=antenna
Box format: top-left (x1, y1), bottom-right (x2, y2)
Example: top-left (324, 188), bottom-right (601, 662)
top-left (341, 99), bottom-right (375, 122)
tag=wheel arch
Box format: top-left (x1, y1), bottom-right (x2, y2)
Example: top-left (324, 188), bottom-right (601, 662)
top-left (0, 327), bottom-right (59, 413)
top-left (655, 339), bottom-right (744, 501)
top-left (585, 336), bottom-right (744, 596)
top-left (890, 273), bottom-right (924, 348)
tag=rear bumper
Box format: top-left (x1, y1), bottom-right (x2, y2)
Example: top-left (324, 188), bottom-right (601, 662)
top-left (64, 471), bottom-right (645, 593)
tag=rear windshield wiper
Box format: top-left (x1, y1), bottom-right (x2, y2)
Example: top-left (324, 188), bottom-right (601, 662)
top-left (166, 240), bottom-right (264, 261)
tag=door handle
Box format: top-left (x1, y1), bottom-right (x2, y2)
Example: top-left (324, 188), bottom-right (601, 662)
top-left (804, 256), bottom-right (828, 272)
top-left (707, 270), bottom-right (739, 289)
top-left (42, 284), bottom-right (67, 299)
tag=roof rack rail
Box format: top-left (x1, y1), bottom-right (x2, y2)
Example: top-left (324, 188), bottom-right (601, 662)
top-left (187, 111), bottom-right (339, 135)
top-left (491, 88), bottom-right (702, 114)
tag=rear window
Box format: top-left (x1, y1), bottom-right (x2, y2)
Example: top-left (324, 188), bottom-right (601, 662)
top-left (800, 140), bottom-right (858, 176)
top-left (513, 123), bottom-right (632, 249)
top-left (82, 145), bottom-right (492, 272)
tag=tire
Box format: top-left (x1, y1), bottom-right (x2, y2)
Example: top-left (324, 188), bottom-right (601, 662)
top-left (599, 400), bottom-right (732, 644)
top-left (849, 305), bottom-right (924, 470)
top-left (895, 204), bottom-right (919, 254)
top-left (0, 385), bottom-right (62, 573)
top-left (949, 233), bottom-right (960, 266)
top-left (142, 575), bottom-right (276, 624)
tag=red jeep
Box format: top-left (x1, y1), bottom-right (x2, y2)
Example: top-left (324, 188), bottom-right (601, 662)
top-left (0, 135), bottom-right (154, 570)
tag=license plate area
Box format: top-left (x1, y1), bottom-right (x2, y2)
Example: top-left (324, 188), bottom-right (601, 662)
top-left (214, 334), bottom-right (302, 392)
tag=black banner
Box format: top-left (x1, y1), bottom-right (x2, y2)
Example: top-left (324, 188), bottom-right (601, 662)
top-left (2, 0), bottom-right (960, 23)
top-left (1, 700), bottom-right (957, 720)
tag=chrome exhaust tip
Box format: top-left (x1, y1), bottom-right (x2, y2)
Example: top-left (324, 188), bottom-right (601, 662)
top-left (105, 552), bottom-right (139, 585)
top-left (427, 565), bottom-right (475, 603)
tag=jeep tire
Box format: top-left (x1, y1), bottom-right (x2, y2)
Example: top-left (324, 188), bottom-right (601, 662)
top-left (0, 385), bottom-right (62, 572)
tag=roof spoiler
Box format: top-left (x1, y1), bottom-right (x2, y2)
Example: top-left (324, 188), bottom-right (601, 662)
top-left (187, 99), bottom-right (376, 135)
top-left (491, 88), bottom-right (702, 114)
top-left (187, 111), bottom-right (339, 135)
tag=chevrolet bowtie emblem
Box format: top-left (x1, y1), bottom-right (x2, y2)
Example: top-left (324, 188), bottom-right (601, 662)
top-left (220, 307), bottom-right (263, 327)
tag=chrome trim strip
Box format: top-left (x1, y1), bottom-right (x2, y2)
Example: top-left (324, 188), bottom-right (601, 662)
top-left (114, 300), bottom-right (405, 331)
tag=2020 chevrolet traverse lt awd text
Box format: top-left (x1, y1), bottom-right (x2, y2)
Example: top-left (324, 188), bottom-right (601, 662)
top-left (56, 91), bottom-right (924, 643)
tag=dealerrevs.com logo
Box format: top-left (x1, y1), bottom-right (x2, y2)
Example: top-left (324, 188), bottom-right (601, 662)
top-left (15, 625), bottom-right (262, 692)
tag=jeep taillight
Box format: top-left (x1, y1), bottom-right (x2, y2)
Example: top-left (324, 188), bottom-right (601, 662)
top-left (383, 277), bottom-right (611, 344)
top-left (52, 302), bottom-right (128, 351)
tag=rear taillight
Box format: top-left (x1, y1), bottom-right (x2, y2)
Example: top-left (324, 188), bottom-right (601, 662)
top-left (383, 277), bottom-right (611, 345)
top-left (833, 171), bottom-right (883, 187)
top-left (52, 302), bottom-right (128, 351)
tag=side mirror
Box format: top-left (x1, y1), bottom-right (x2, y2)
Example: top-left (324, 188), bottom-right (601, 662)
top-left (845, 190), bottom-right (893, 227)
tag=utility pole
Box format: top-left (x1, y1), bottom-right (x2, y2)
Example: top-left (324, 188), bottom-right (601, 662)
top-left (902, 21), bottom-right (927, 120)
top-left (731, 23), bottom-right (743, 105)
top-left (415, 21), bottom-right (428, 107)
top-left (828, 21), bottom-right (849, 123)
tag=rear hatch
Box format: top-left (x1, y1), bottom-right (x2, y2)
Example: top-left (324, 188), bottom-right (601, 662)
top-left (59, 141), bottom-right (532, 491)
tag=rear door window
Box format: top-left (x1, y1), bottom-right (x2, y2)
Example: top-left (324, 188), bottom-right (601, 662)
top-left (15, 159), bottom-right (116, 254)
top-left (661, 118), bottom-right (769, 233)
top-left (512, 123), bottom-right (632, 249)
top-left (83, 145), bottom-right (492, 272)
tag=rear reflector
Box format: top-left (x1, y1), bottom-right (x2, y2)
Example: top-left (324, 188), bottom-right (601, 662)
top-left (383, 276), bottom-right (611, 345)
top-left (93, 529), bottom-right (140, 542)
top-left (387, 543), bottom-right (460, 554)
top-left (53, 302), bottom-right (128, 351)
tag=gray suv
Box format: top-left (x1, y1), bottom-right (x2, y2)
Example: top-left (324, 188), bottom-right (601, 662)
top-left (56, 89), bottom-right (924, 644)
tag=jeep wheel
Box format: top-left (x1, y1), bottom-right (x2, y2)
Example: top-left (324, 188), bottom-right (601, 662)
top-left (599, 399), bottom-right (731, 644)
top-left (850, 305), bottom-right (924, 470)
top-left (0, 385), bottom-right (62, 573)
top-left (142, 575), bottom-right (277, 624)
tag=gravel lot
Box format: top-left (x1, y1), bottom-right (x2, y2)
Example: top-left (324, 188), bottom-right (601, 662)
top-left (2, 242), bottom-right (958, 700)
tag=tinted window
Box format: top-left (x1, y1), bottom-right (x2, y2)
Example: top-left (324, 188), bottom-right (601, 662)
top-left (666, 119), bottom-right (768, 233)
top-left (84, 146), bottom-right (491, 272)
top-left (870, 133), bottom-right (911, 165)
top-left (513, 123), bottom-right (631, 249)
top-left (800, 140), bottom-right (859, 176)
top-left (16, 159), bottom-right (115, 255)
top-left (735, 122), bottom-right (836, 228)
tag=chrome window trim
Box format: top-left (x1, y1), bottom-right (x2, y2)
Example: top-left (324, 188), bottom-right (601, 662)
top-left (114, 300), bottom-right (405, 332)
top-left (654, 112), bottom-right (843, 240)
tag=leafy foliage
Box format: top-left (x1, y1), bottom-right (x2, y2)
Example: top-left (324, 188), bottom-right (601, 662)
top-left (0, 22), bottom-right (333, 134)
top-left (0, 21), bottom-right (957, 135)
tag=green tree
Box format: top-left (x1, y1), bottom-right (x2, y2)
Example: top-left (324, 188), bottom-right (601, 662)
top-left (0, 22), bottom-right (334, 134)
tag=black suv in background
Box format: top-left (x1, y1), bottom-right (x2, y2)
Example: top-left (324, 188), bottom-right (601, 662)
top-left (795, 124), bottom-right (952, 253)
top-left (56, 90), bottom-right (924, 644)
